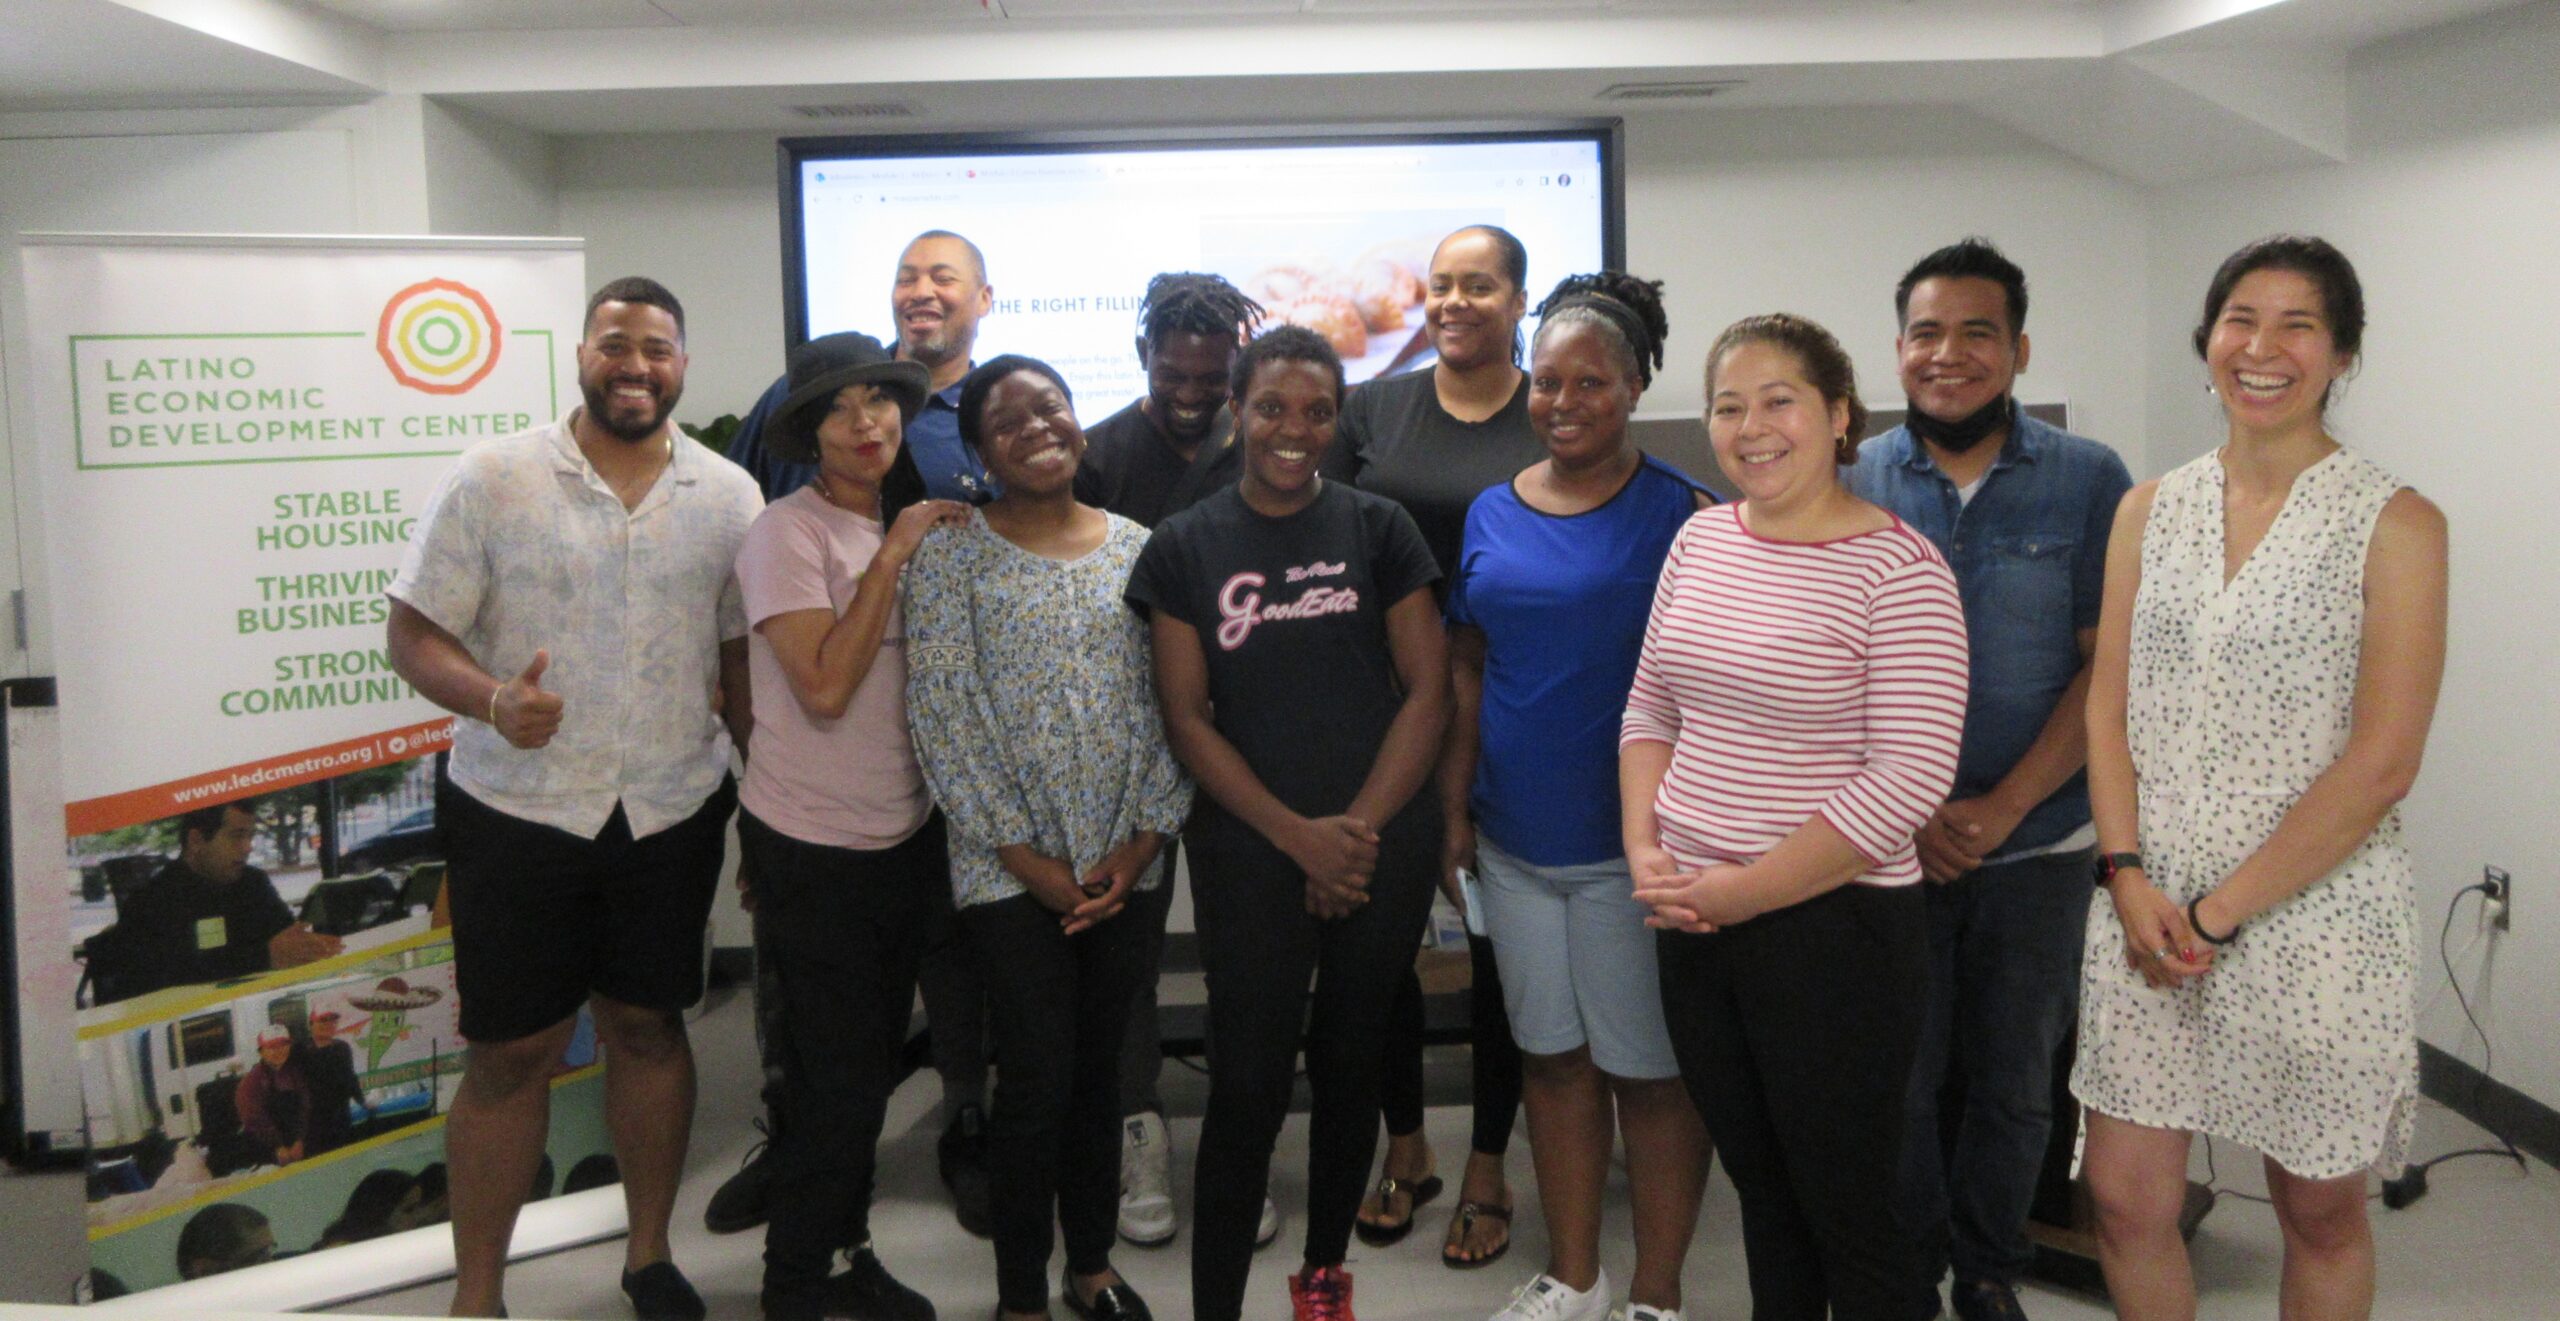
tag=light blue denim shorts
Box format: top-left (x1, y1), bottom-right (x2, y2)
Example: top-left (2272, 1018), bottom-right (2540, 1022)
top-left (1475, 836), bottom-right (1679, 1079)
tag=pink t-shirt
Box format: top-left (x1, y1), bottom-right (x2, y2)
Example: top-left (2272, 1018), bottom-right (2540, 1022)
top-left (735, 486), bottom-right (932, 850)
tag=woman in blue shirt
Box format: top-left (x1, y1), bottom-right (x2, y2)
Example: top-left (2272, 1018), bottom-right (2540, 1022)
top-left (1445, 274), bottom-right (1715, 1321)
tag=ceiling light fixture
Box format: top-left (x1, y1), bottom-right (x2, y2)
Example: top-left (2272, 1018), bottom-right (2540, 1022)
top-left (789, 102), bottom-right (919, 120)
top-left (1596, 80), bottom-right (1746, 102)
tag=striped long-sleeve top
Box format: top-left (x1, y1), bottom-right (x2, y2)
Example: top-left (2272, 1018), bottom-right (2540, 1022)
top-left (1620, 505), bottom-right (1969, 888)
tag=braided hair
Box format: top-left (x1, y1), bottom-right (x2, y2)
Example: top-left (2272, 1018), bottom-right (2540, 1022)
top-left (1532, 272), bottom-right (1669, 387)
top-left (1137, 272), bottom-right (1265, 349)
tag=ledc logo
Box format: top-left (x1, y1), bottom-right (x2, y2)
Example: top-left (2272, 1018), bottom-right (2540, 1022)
top-left (377, 278), bottom-right (503, 395)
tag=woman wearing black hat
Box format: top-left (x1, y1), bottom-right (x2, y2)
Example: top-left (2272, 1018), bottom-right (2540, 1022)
top-left (734, 331), bottom-right (970, 1321)
top-left (903, 355), bottom-right (1190, 1321)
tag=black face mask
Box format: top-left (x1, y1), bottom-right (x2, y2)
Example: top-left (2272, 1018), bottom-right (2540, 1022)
top-left (1906, 394), bottom-right (2014, 454)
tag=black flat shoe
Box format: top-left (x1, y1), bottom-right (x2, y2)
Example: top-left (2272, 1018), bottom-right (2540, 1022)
top-left (1061, 1270), bottom-right (1153, 1321)
top-left (622, 1261), bottom-right (708, 1321)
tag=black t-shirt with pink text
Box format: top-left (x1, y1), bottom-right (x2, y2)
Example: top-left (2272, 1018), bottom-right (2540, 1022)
top-left (1126, 480), bottom-right (1441, 845)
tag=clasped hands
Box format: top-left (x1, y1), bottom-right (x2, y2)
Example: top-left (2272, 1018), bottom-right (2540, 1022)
top-left (1286, 815), bottom-right (1380, 921)
top-left (1629, 844), bottom-right (1763, 933)
top-left (2109, 874), bottom-right (2219, 989)
top-left (1002, 833), bottom-right (1165, 935)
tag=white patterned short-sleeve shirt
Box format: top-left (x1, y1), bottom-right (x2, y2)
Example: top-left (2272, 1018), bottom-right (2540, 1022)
top-left (388, 413), bottom-right (764, 840)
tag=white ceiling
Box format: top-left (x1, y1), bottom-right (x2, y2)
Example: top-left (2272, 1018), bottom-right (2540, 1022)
top-left (293, 0), bottom-right (2080, 28)
top-left (0, 0), bottom-right (2538, 185)
top-left (0, 0), bottom-right (373, 109)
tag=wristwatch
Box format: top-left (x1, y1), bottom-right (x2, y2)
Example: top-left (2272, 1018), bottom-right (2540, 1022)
top-left (2092, 851), bottom-right (2144, 888)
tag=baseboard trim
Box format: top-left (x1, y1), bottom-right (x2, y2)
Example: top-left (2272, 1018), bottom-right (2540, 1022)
top-left (2418, 1040), bottom-right (2559, 1169)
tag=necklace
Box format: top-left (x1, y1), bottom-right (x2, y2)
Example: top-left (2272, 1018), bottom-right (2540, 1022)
top-left (813, 471), bottom-right (877, 517)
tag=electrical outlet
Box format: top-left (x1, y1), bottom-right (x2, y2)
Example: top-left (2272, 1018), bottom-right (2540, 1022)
top-left (2484, 865), bottom-right (2512, 932)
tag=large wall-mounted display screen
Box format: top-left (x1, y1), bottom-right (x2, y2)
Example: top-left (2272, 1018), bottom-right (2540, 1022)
top-left (782, 124), bottom-right (1622, 421)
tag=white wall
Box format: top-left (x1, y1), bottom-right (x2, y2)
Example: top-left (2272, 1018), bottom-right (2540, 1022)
top-left (2141, 1), bottom-right (2560, 1105)
top-left (557, 132), bottom-right (783, 427)
top-left (423, 98), bottom-right (559, 239)
top-left (1624, 106), bottom-right (2153, 471)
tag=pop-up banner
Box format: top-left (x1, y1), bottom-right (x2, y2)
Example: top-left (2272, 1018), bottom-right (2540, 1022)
top-left (10, 235), bottom-right (614, 1301)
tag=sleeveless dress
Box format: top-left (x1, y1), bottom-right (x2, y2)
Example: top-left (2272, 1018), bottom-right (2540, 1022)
top-left (2070, 446), bottom-right (2417, 1180)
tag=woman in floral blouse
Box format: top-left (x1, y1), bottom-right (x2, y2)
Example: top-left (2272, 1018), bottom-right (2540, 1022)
top-left (905, 354), bottom-right (1193, 1321)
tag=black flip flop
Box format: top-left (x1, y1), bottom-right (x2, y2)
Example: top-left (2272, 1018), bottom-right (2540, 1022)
top-left (1351, 1173), bottom-right (1444, 1246)
top-left (1440, 1199), bottom-right (1512, 1269)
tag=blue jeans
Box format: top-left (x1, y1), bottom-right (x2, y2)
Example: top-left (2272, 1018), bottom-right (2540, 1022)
top-left (1897, 847), bottom-right (2092, 1293)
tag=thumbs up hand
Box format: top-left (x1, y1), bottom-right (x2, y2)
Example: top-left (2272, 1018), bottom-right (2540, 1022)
top-left (491, 650), bottom-right (565, 749)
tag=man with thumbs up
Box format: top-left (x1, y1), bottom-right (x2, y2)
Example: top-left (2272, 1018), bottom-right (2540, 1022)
top-left (387, 277), bottom-right (764, 1321)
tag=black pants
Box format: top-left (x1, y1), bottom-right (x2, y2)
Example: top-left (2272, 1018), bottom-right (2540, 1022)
top-left (964, 888), bottom-right (1166, 1313)
top-left (743, 810), bottom-right (948, 1309)
top-left (920, 880), bottom-right (991, 1116)
top-left (1118, 841), bottom-right (1179, 1118)
top-left (1658, 882), bottom-right (1930, 1321)
top-left (1381, 932), bottom-right (1522, 1155)
top-left (1188, 823), bottom-right (1437, 1321)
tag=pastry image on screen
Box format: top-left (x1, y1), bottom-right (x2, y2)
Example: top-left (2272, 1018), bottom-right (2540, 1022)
top-left (1200, 210), bottom-right (1482, 380)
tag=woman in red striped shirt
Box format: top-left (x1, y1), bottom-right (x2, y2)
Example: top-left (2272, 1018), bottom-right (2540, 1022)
top-left (1624, 314), bottom-right (1968, 1321)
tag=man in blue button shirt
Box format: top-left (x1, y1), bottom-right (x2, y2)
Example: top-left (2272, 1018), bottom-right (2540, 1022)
top-left (728, 229), bottom-right (996, 504)
top-left (883, 229), bottom-right (997, 502)
top-left (1846, 239), bottom-right (2132, 1321)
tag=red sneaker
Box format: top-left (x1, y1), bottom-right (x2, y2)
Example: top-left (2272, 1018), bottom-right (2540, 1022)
top-left (1289, 1265), bottom-right (1355, 1321)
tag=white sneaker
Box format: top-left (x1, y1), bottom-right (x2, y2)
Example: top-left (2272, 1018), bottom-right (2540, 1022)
top-left (1117, 1111), bottom-right (1178, 1246)
top-left (1622, 1304), bottom-right (1683, 1321)
top-left (1255, 1194), bottom-right (1282, 1248)
top-left (1492, 1270), bottom-right (1612, 1321)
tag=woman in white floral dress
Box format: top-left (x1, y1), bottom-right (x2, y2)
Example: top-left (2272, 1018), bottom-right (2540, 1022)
top-left (2074, 237), bottom-right (2448, 1320)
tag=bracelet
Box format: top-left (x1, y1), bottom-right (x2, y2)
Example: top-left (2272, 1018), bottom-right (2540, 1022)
top-left (2187, 894), bottom-right (2240, 946)
top-left (487, 682), bottom-right (503, 728)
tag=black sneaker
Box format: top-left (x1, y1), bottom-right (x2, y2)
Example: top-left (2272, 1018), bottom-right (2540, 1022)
top-left (706, 1118), bottom-right (775, 1234)
top-left (938, 1105), bottom-right (994, 1239)
top-left (1950, 1277), bottom-right (2028, 1321)
top-left (621, 1261), bottom-right (708, 1321)
top-left (823, 1248), bottom-right (937, 1321)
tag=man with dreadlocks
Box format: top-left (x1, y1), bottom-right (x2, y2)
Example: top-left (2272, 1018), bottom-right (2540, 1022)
top-left (1075, 272), bottom-right (1266, 532)
top-left (1072, 271), bottom-right (1281, 1255)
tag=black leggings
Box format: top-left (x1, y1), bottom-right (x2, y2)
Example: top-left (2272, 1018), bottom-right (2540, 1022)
top-left (1188, 826), bottom-right (1437, 1321)
top-left (1380, 932), bottom-right (1521, 1155)
top-left (965, 889), bottom-right (1166, 1313)
top-left (741, 810), bottom-right (946, 1308)
top-left (1658, 882), bottom-right (1930, 1321)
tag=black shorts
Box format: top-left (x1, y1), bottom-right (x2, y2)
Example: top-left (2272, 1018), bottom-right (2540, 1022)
top-left (438, 771), bottom-right (737, 1043)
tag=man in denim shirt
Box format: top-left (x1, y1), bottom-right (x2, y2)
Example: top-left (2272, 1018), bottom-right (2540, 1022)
top-left (1847, 239), bottom-right (2132, 1321)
